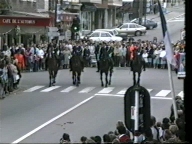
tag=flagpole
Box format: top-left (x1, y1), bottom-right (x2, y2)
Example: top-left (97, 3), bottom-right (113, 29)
top-left (167, 62), bottom-right (178, 119)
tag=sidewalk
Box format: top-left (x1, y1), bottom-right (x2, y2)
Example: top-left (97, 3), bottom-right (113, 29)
top-left (146, 5), bottom-right (185, 21)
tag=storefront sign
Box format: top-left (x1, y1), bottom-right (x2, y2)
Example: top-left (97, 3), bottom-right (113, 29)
top-left (0, 16), bottom-right (50, 27)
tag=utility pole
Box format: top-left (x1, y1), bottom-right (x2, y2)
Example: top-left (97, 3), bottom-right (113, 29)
top-left (55, 0), bottom-right (58, 27)
top-left (138, 0), bottom-right (143, 25)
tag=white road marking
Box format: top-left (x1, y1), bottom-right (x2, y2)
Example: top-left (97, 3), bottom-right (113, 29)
top-left (94, 93), bottom-right (172, 100)
top-left (60, 86), bottom-right (76, 92)
top-left (155, 90), bottom-right (171, 97)
top-left (147, 89), bottom-right (153, 93)
top-left (116, 89), bottom-right (153, 95)
top-left (98, 87), bottom-right (115, 94)
top-left (11, 96), bottom-right (95, 144)
top-left (23, 86), bottom-right (45, 92)
top-left (40, 86), bottom-right (61, 92)
top-left (79, 87), bottom-right (95, 93)
top-left (177, 91), bottom-right (184, 99)
top-left (168, 20), bottom-right (184, 22)
top-left (117, 89), bottom-right (127, 95)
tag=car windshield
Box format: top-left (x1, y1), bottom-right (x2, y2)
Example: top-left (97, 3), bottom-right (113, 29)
top-left (116, 24), bottom-right (123, 28)
top-left (86, 32), bottom-right (93, 36)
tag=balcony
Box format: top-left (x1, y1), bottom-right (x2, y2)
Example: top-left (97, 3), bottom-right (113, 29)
top-left (108, 0), bottom-right (122, 6)
top-left (79, 0), bottom-right (102, 4)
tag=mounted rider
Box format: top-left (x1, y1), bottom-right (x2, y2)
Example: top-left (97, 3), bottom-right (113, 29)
top-left (69, 43), bottom-right (84, 72)
top-left (129, 44), bottom-right (139, 71)
top-left (99, 42), bottom-right (114, 71)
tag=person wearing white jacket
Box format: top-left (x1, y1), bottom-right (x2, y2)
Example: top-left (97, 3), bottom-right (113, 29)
top-left (142, 50), bottom-right (148, 67)
top-left (38, 47), bottom-right (45, 70)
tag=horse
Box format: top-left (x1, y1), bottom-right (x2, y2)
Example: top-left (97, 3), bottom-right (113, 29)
top-left (71, 55), bottom-right (82, 87)
top-left (46, 47), bottom-right (59, 87)
top-left (131, 50), bottom-right (145, 86)
top-left (99, 52), bottom-right (113, 87)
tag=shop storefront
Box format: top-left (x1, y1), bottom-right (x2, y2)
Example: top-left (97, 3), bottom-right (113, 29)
top-left (0, 16), bottom-right (51, 46)
top-left (80, 3), bottom-right (97, 30)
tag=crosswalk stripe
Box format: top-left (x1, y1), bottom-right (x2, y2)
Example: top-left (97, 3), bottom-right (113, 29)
top-left (61, 86), bottom-right (76, 92)
top-left (40, 86), bottom-right (61, 92)
top-left (79, 87), bottom-right (95, 93)
top-left (98, 87), bottom-right (115, 94)
top-left (117, 89), bottom-right (127, 95)
top-left (24, 86), bottom-right (45, 92)
top-left (155, 90), bottom-right (171, 97)
top-left (177, 91), bottom-right (184, 99)
top-left (147, 89), bottom-right (153, 93)
top-left (116, 88), bottom-right (153, 95)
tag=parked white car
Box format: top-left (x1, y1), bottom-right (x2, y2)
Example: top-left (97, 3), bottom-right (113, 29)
top-left (95, 29), bottom-right (119, 36)
top-left (115, 23), bottom-right (147, 36)
top-left (88, 31), bottom-right (122, 42)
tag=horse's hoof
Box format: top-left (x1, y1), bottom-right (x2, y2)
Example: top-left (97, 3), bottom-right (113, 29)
top-left (52, 83), bottom-right (55, 86)
top-left (108, 82), bottom-right (111, 85)
top-left (49, 84), bottom-right (51, 87)
top-left (78, 81), bottom-right (81, 84)
top-left (101, 84), bottom-right (104, 87)
top-left (73, 81), bottom-right (76, 85)
top-left (105, 85), bottom-right (108, 87)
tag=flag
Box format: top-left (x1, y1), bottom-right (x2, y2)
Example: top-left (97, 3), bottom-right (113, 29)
top-left (157, 0), bottom-right (176, 66)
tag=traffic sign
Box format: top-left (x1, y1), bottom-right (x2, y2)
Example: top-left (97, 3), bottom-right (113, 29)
top-left (124, 85), bottom-right (151, 133)
top-left (48, 32), bottom-right (60, 37)
top-left (48, 27), bottom-right (58, 32)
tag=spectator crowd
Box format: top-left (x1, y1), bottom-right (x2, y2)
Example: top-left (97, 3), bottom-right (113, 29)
top-left (59, 97), bottom-right (185, 144)
top-left (0, 32), bottom-right (185, 99)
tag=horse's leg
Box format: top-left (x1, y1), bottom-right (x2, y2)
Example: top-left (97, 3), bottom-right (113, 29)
top-left (108, 69), bottom-right (113, 85)
top-left (100, 71), bottom-right (104, 87)
top-left (77, 72), bottom-right (81, 84)
top-left (137, 72), bottom-right (141, 85)
top-left (76, 72), bottom-right (79, 87)
top-left (53, 69), bottom-right (58, 84)
top-left (133, 72), bottom-right (136, 86)
top-left (72, 71), bottom-right (76, 85)
top-left (49, 70), bottom-right (52, 87)
top-left (105, 72), bottom-right (108, 87)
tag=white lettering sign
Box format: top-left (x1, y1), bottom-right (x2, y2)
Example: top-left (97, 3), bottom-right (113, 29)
top-left (2, 19), bottom-right (36, 24)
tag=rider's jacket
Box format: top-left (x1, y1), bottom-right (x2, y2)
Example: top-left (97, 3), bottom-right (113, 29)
top-left (130, 45), bottom-right (138, 60)
top-left (72, 46), bottom-right (82, 57)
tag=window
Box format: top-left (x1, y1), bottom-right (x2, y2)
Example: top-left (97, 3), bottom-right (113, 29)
top-left (91, 32), bottom-right (100, 37)
top-left (129, 24), bottom-right (136, 28)
top-left (120, 24), bottom-right (128, 29)
top-left (108, 31), bottom-right (113, 35)
top-left (101, 33), bottom-right (111, 37)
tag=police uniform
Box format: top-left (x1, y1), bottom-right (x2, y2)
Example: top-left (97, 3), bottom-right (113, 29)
top-left (70, 45), bottom-right (84, 71)
top-left (95, 43), bottom-right (102, 72)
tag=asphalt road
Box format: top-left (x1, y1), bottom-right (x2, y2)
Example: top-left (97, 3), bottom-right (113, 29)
top-left (0, 11), bottom-right (184, 143)
top-left (0, 68), bottom-right (183, 143)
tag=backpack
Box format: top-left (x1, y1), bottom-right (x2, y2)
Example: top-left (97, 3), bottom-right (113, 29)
top-left (153, 126), bottom-right (160, 142)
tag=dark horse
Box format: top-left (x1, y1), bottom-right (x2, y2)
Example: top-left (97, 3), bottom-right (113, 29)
top-left (99, 52), bottom-right (113, 87)
top-left (46, 46), bottom-right (59, 87)
top-left (131, 51), bottom-right (145, 85)
top-left (71, 55), bottom-right (82, 87)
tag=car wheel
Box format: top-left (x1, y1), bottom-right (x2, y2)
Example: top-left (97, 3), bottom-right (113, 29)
top-left (149, 26), bottom-right (153, 30)
top-left (135, 31), bottom-right (142, 36)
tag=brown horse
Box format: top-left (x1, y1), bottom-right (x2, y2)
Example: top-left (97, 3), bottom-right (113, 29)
top-left (46, 47), bottom-right (59, 87)
top-left (131, 50), bottom-right (145, 85)
top-left (71, 55), bottom-right (82, 87)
